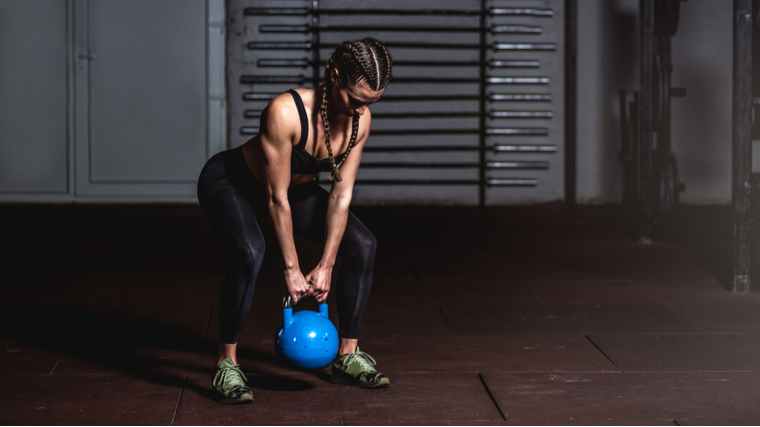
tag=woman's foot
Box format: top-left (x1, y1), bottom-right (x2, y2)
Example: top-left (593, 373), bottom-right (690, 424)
top-left (212, 357), bottom-right (254, 404)
top-left (331, 347), bottom-right (390, 389)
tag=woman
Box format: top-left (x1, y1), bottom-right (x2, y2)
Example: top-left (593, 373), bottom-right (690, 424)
top-left (197, 38), bottom-right (392, 404)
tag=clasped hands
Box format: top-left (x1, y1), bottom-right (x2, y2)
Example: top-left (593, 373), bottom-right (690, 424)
top-left (285, 265), bottom-right (331, 304)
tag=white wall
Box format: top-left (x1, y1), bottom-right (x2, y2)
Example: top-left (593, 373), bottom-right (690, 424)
top-left (577, 0), bottom-right (639, 204)
top-left (671, 0), bottom-right (733, 205)
top-left (576, 0), bottom-right (733, 205)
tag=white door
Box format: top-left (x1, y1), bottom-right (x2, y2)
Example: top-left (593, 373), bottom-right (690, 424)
top-left (74, 0), bottom-right (225, 200)
top-left (0, 1), bottom-right (69, 198)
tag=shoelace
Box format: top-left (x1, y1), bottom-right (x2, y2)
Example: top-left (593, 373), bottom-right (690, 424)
top-left (342, 350), bottom-right (377, 372)
top-left (213, 364), bottom-right (248, 389)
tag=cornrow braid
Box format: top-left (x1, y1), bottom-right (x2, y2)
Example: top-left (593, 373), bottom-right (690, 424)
top-left (377, 42), bottom-right (393, 88)
top-left (321, 38), bottom-right (392, 181)
top-left (344, 43), bottom-right (378, 91)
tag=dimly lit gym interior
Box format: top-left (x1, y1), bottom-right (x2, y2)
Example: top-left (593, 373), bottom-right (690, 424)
top-left (2, 0), bottom-right (760, 425)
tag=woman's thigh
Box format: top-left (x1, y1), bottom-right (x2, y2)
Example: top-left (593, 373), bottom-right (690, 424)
top-left (288, 181), bottom-right (374, 254)
top-left (198, 169), bottom-right (266, 254)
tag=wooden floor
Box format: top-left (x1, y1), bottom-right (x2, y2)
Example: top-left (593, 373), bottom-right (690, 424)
top-left (1, 203), bottom-right (759, 425)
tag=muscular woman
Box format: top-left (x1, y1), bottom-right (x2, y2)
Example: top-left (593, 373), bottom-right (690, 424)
top-left (197, 38), bottom-right (392, 404)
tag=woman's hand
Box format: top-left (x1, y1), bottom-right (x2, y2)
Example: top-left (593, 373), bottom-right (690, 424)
top-left (284, 268), bottom-right (312, 305)
top-left (305, 265), bottom-right (332, 303)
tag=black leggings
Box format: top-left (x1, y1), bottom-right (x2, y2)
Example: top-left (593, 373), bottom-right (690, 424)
top-left (197, 146), bottom-right (376, 343)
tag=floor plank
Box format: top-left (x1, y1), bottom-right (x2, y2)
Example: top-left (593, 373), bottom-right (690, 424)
top-left (482, 372), bottom-right (760, 425)
top-left (173, 372), bottom-right (502, 425)
top-left (0, 374), bottom-right (180, 425)
top-left (442, 303), bottom-right (702, 335)
top-left (588, 333), bottom-right (760, 372)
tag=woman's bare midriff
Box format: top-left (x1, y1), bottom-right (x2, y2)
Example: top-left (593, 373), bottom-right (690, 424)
top-left (241, 136), bottom-right (318, 187)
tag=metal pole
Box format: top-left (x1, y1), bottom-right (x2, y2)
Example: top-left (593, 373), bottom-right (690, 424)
top-left (638, 0), bottom-right (655, 243)
top-left (734, 0), bottom-right (753, 292)
top-left (312, 1), bottom-right (320, 87)
top-left (312, 0), bottom-right (320, 184)
top-left (564, 0), bottom-right (577, 206)
top-left (479, 0), bottom-right (488, 206)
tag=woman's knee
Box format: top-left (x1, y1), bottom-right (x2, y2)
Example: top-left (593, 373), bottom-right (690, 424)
top-left (229, 233), bottom-right (265, 281)
top-left (342, 227), bottom-right (376, 268)
top-left (363, 232), bottom-right (377, 259)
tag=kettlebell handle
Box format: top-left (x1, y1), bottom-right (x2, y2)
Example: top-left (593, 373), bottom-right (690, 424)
top-left (282, 282), bottom-right (329, 319)
top-left (282, 294), bottom-right (328, 309)
top-left (282, 282), bottom-right (327, 309)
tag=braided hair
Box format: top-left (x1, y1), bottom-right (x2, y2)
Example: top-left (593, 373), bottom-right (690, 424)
top-left (320, 38), bottom-right (392, 182)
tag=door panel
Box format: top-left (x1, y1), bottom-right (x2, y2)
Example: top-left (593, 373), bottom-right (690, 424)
top-left (0, 0), bottom-right (68, 194)
top-left (76, 0), bottom-right (213, 199)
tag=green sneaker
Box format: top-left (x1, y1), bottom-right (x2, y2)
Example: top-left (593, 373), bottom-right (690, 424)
top-left (212, 358), bottom-right (254, 404)
top-left (331, 347), bottom-right (390, 389)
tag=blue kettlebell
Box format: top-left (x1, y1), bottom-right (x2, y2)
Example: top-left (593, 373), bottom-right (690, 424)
top-left (274, 290), bottom-right (339, 370)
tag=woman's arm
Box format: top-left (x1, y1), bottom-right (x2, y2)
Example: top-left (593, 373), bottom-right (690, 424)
top-left (259, 96), bottom-right (312, 303)
top-left (306, 111), bottom-right (372, 302)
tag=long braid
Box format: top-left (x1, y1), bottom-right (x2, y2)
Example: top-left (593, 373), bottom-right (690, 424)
top-left (321, 39), bottom-right (392, 181)
top-left (319, 85), bottom-right (338, 182)
top-left (321, 86), bottom-right (359, 182)
top-left (320, 84), bottom-right (330, 164)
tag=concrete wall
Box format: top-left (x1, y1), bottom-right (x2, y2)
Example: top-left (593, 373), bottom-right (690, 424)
top-left (671, 0), bottom-right (733, 205)
top-left (576, 0), bottom-right (639, 204)
top-left (228, 0), bottom-right (567, 205)
top-left (0, 0), bottom-right (736, 205)
top-left (576, 0), bottom-right (733, 205)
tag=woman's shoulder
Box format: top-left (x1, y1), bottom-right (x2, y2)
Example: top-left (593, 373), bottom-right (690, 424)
top-left (266, 88), bottom-right (315, 116)
top-left (259, 91), bottom-right (304, 141)
top-left (267, 91), bottom-right (295, 111)
top-left (291, 87), bottom-right (318, 109)
top-left (262, 91), bottom-right (300, 124)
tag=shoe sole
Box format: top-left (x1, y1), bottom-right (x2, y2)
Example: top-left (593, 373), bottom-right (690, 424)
top-left (216, 390), bottom-right (254, 404)
top-left (331, 366), bottom-right (390, 389)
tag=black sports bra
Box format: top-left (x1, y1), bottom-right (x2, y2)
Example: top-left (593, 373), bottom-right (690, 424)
top-left (287, 89), bottom-right (348, 175)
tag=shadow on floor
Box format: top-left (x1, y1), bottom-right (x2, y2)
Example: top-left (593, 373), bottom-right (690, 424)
top-left (0, 305), bottom-right (325, 395)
